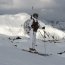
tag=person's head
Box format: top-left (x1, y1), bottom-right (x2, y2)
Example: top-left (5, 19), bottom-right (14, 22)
top-left (32, 13), bottom-right (38, 19)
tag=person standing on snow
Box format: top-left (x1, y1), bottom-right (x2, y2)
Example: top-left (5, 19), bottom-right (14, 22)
top-left (29, 13), bottom-right (45, 51)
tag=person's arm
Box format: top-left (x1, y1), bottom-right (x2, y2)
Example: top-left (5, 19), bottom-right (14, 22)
top-left (29, 19), bottom-right (33, 29)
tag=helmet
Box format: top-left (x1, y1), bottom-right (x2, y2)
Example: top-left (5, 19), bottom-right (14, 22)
top-left (33, 13), bottom-right (38, 19)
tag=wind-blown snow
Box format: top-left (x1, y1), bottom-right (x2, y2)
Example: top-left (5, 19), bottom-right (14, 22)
top-left (0, 13), bottom-right (30, 36)
top-left (0, 13), bottom-right (65, 40)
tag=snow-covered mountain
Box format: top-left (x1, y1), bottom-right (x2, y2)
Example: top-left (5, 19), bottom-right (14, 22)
top-left (0, 13), bottom-right (65, 40)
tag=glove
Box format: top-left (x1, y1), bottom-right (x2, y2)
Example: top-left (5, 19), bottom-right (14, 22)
top-left (42, 27), bottom-right (45, 29)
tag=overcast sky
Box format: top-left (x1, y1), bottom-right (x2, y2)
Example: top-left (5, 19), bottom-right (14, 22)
top-left (0, 0), bottom-right (65, 21)
top-left (0, 0), bottom-right (65, 12)
top-left (0, 0), bottom-right (55, 9)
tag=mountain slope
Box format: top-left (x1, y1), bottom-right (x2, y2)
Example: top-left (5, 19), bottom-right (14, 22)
top-left (0, 13), bottom-right (65, 40)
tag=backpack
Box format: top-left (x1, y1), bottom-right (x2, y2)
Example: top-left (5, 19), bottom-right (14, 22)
top-left (31, 19), bottom-right (39, 32)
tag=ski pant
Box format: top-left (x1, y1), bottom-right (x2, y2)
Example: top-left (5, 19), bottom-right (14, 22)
top-left (30, 29), bottom-right (36, 49)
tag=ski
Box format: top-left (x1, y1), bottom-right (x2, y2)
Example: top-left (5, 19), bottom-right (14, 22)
top-left (22, 49), bottom-right (52, 56)
top-left (22, 49), bottom-right (38, 54)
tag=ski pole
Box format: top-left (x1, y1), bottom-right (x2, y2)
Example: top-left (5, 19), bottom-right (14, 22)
top-left (39, 31), bottom-right (44, 39)
top-left (39, 30), bottom-right (47, 54)
top-left (39, 30), bottom-right (46, 41)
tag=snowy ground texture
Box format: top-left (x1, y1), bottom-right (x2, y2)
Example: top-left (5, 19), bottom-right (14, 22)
top-left (0, 35), bottom-right (65, 65)
top-left (0, 13), bottom-right (65, 65)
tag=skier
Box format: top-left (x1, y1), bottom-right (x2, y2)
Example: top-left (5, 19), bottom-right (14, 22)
top-left (24, 13), bottom-right (45, 52)
top-left (28, 13), bottom-right (45, 52)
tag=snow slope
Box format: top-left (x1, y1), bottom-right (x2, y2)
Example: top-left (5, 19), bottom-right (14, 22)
top-left (0, 35), bottom-right (65, 65)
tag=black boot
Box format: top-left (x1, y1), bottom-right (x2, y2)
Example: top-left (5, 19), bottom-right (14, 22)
top-left (29, 48), bottom-right (36, 51)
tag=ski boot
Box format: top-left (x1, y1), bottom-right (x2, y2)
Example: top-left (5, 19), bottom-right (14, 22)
top-left (29, 48), bottom-right (38, 53)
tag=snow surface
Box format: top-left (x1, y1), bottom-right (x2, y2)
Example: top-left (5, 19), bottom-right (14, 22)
top-left (0, 35), bottom-right (65, 65)
top-left (0, 13), bottom-right (65, 65)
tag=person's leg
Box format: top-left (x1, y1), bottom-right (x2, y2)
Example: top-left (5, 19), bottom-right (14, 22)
top-left (29, 29), bottom-right (33, 47)
top-left (32, 32), bottom-right (36, 50)
top-left (29, 30), bottom-right (36, 51)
